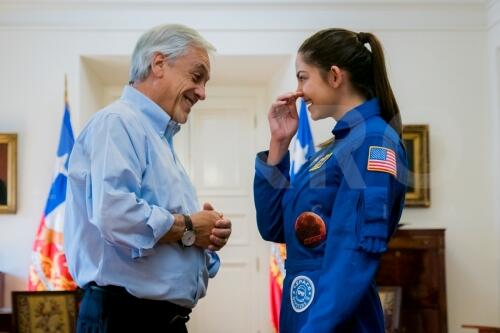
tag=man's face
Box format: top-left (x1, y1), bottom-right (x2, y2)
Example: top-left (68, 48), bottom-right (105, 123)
top-left (159, 46), bottom-right (210, 124)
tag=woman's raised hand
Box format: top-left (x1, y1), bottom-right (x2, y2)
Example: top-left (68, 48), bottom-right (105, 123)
top-left (266, 92), bottom-right (303, 165)
top-left (268, 92), bottom-right (303, 143)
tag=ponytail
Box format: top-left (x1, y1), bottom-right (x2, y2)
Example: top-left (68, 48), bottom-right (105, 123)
top-left (359, 32), bottom-right (402, 137)
top-left (299, 29), bottom-right (403, 137)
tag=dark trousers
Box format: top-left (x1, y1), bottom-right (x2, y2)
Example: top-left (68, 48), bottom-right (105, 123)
top-left (77, 283), bottom-right (191, 333)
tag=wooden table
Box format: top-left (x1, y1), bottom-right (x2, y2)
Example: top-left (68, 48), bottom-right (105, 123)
top-left (462, 325), bottom-right (500, 333)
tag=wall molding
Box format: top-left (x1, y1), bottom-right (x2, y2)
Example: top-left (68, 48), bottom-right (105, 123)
top-left (0, 0), bottom-right (490, 4)
top-left (487, 0), bottom-right (500, 28)
top-left (0, 1), bottom-right (489, 32)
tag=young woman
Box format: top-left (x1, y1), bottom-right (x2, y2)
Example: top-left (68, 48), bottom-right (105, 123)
top-left (254, 29), bottom-right (408, 332)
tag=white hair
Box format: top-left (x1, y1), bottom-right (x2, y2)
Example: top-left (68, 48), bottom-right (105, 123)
top-left (129, 24), bottom-right (215, 83)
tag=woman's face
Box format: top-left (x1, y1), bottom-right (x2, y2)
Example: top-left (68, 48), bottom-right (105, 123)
top-left (295, 53), bottom-right (339, 120)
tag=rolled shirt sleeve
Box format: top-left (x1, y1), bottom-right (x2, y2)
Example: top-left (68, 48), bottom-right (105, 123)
top-left (88, 113), bottom-right (172, 258)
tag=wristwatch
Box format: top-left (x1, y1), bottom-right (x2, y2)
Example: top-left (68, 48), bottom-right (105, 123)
top-left (181, 214), bottom-right (196, 247)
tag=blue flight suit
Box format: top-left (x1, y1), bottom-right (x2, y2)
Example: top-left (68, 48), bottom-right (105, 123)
top-left (254, 99), bottom-right (408, 333)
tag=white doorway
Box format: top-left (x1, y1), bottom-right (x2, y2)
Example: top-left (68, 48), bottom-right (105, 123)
top-left (185, 87), bottom-right (269, 333)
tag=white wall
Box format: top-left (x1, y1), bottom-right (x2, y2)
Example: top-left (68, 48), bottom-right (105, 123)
top-left (487, 0), bottom-right (500, 322)
top-left (0, 1), bottom-right (498, 332)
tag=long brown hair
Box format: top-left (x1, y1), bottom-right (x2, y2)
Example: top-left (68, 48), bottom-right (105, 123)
top-left (298, 28), bottom-right (402, 137)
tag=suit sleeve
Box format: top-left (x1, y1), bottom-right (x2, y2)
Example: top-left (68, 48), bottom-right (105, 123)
top-left (253, 151), bottom-right (291, 243)
top-left (299, 135), bottom-right (407, 333)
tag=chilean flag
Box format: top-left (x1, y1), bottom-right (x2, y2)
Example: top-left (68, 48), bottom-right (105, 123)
top-left (269, 99), bottom-right (315, 332)
top-left (28, 99), bottom-right (77, 291)
top-left (290, 99), bottom-right (315, 180)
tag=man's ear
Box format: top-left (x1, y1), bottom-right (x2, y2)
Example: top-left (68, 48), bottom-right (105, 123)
top-left (327, 65), bottom-right (343, 88)
top-left (150, 53), bottom-right (167, 78)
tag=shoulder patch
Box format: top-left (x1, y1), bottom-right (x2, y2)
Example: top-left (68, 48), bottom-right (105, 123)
top-left (309, 152), bottom-right (333, 172)
top-left (367, 146), bottom-right (397, 177)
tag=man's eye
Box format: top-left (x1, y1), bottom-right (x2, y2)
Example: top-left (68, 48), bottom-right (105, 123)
top-left (192, 73), bottom-right (201, 81)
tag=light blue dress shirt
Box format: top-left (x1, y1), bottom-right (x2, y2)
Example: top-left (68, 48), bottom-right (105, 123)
top-left (64, 85), bottom-right (220, 308)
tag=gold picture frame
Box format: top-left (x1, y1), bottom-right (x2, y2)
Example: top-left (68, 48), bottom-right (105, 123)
top-left (0, 133), bottom-right (17, 213)
top-left (402, 125), bottom-right (430, 207)
top-left (11, 290), bottom-right (79, 333)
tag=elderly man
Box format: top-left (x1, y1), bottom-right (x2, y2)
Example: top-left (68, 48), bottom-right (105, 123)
top-left (64, 24), bottom-right (232, 333)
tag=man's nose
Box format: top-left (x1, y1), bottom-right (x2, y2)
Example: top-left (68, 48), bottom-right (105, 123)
top-left (195, 85), bottom-right (206, 101)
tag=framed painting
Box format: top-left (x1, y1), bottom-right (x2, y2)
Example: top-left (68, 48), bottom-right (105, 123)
top-left (402, 125), bottom-right (430, 207)
top-left (11, 291), bottom-right (79, 333)
top-left (0, 133), bottom-right (17, 213)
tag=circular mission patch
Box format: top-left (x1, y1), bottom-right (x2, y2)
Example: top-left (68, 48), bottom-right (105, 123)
top-left (290, 275), bottom-right (315, 313)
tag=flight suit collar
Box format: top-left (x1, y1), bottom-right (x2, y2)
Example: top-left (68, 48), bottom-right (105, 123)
top-left (331, 98), bottom-right (380, 139)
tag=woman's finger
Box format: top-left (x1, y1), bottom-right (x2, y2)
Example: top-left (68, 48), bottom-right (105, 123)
top-left (276, 92), bottom-right (298, 101)
top-left (271, 100), bottom-right (287, 109)
top-left (275, 92), bottom-right (304, 104)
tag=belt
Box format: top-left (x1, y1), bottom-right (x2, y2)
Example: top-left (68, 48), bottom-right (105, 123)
top-left (86, 282), bottom-right (191, 318)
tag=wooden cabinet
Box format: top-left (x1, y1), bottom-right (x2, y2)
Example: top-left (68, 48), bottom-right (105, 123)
top-left (0, 272), bottom-right (3, 308)
top-left (0, 272), bottom-right (10, 333)
top-left (376, 229), bottom-right (447, 333)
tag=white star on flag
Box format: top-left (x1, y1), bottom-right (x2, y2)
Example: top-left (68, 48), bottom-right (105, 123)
top-left (290, 99), bottom-right (315, 180)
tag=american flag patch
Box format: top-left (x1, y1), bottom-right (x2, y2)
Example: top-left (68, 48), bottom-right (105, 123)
top-left (367, 146), bottom-right (397, 177)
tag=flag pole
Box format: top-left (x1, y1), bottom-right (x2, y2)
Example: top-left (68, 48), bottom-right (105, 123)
top-left (28, 73), bottom-right (77, 291)
top-left (64, 74), bottom-right (68, 104)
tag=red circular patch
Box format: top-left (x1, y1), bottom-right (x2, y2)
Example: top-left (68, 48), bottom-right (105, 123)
top-left (294, 212), bottom-right (326, 247)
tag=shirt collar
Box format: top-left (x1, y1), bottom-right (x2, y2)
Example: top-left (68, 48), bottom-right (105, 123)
top-left (331, 98), bottom-right (380, 139)
top-left (121, 85), bottom-right (180, 140)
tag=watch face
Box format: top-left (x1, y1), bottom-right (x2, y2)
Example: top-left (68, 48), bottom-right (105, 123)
top-left (182, 230), bottom-right (196, 247)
